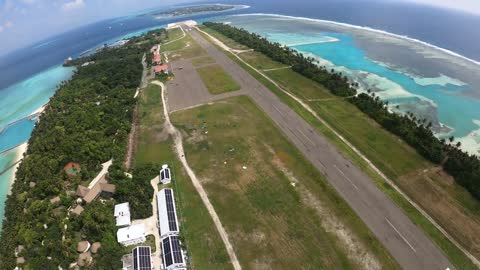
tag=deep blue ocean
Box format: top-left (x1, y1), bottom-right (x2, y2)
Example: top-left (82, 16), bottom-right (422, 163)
top-left (1, 0), bottom-right (479, 227)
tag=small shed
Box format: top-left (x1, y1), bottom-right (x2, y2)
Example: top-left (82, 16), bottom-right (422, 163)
top-left (72, 205), bottom-right (84, 216)
top-left (114, 202), bottom-right (131, 227)
top-left (160, 164), bottom-right (172, 184)
top-left (50, 196), bottom-right (61, 204)
top-left (16, 257), bottom-right (25, 265)
top-left (77, 252), bottom-right (92, 267)
top-left (91, 242), bottom-right (101, 254)
top-left (77, 241), bottom-right (91, 253)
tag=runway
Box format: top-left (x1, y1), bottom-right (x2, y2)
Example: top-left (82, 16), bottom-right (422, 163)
top-left (166, 27), bottom-right (454, 270)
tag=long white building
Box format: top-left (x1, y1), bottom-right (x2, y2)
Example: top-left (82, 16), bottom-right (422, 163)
top-left (156, 188), bottom-right (180, 238)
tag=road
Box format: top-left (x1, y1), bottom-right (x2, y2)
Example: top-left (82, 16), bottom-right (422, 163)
top-left (155, 80), bottom-right (242, 270)
top-left (183, 28), bottom-right (453, 270)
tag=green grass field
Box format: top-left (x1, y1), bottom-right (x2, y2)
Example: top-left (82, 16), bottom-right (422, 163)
top-left (171, 96), bottom-right (399, 270)
top-left (196, 64), bottom-right (241, 94)
top-left (198, 27), bottom-right (480, 269)
top-left (134, 83), bottom-right (233, 269)
top-left (238, 51), bottom-right (287, 71)
top-left (162, 33), bottom-right (207, 60)
top-left (167, 27), bottom-right (184, 41)
top-left (198, 25), bottom-right (249, 50)
top-left (192, 56), bottom-right (216, 67)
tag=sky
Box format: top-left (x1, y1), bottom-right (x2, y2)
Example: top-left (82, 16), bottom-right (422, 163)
top-left (0, 0), bottom-right (479, 56)
top-left (0, 0), bottom-right (192, 55)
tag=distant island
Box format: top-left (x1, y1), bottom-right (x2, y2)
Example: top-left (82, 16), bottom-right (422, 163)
top-left (151, 4), bottom-right (237, 19)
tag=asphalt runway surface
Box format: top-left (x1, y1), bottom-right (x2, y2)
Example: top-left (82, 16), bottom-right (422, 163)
top-left (167, 27), bottom-right (454, 270)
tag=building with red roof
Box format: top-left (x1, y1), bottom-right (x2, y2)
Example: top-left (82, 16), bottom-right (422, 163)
top-left (64, 162), bottom-right (81, 177)
top-left (154, 64), bottom-right (169, 74)
top-left (153, 53), bottom-right (161, 64)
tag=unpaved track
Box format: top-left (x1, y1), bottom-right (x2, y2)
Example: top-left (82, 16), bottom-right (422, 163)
top-left (153, 80), bottom-right (242, 270)
top-left (188, 28), bottom-right (454, 270)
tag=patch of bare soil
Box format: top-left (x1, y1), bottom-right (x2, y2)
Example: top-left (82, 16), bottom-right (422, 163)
top-left (399, 168), bottom-right (480, 257)
top-left (267, 145), bottom-right (382, 270)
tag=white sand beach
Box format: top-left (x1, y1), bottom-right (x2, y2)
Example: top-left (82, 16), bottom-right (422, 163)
top-left (7, 143), bottom-right (28, 196)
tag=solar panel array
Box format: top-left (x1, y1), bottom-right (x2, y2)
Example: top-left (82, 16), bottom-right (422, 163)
top-left (160, 168), bottom-right (171, 181)
top-left (162, 236), bottom-right (184, 268)
top-left (164, 189), bottom-right (178, 232)
top-left (133, 246), bottom-right (152, 270)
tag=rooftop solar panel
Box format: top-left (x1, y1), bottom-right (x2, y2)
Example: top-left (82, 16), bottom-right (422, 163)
top-left (171, 236), bottom-right (184, 264)
top-left (165, 189), bottom-right (178, 231)
top-left (162, 235), bottom-right (185, 269)
top-left (133, 246), bottom-right (152, 270)
top-left (163, 237), bottom-right (173, 267)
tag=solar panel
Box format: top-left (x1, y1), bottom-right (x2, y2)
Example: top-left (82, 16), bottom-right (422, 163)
top-left (171, 236), bottom-right (184, 264)
top-left (133, 246), bottom-right (152, 270)
top-left (162, 236), bottom-right (184, 269)
top-left (164, 189), bottom-right (178, 231)
top-left (162, 237), bottom-right (173, 267)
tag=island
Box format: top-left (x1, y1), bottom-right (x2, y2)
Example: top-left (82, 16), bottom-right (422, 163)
top-left (150, 4), bottom-right (237, 19)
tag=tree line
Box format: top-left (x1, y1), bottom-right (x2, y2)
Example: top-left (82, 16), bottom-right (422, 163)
top-left (0, 29), bottom-right (166, 269)
top-left (204, 22), bottom-right (480, 201)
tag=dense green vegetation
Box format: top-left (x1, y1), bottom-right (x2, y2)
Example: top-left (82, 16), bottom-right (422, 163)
top-left (0, 30), bottom-right (165, 269)
top-left (204, 22), bottom-right (480, 202)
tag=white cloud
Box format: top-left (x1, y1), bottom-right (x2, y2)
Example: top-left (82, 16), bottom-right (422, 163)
top-left (20, 0), bottom-right (36, 4)
top-left (62, 0), bottom-right (85, 11)
top-left (0, 20), bottom-right (13, 32)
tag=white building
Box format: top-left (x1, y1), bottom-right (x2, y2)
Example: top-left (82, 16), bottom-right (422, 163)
top-left (160, 164), bottom-right (172, 184)
top-left (114, 202), bottom-right (131, 227)
top-left (117, 224), bottom-right (146, 246)
top-left (157, 189), bottom-right (179, 238)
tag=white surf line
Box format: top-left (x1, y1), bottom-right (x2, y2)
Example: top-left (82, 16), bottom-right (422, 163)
top-left (334, 164), bottom-right (359, 190)
top-left (263, 66), bottom-right (292, 72)
top-left (196, 26), bottom-right (480, 268)
top-left (155, 80), bottom-right (242, 270)
top-left (385, 217), bottom-right (417, 253)
top-left (285, 38), bottom-right (339, 47)
top-left (233, 13), bottom-right (480, 67)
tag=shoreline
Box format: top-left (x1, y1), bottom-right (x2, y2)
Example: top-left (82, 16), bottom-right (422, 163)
top-left (7, 143), bottom-right (28, 196)
top-left (231, 13), bottom-right (480, 67)
top-left (2, 103), bottom-right (45, 196)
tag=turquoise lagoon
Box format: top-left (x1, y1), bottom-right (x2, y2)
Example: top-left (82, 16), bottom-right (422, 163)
top-left (0, 65), bottom-right (75, 227)
top-left (220, 15), bottom-right (480, 156)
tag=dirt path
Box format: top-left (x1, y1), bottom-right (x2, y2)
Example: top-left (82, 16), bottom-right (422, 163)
top-left (153, 80), bottom-right (242, 270)
top-left (131, 176), bottom-right (162, 269)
